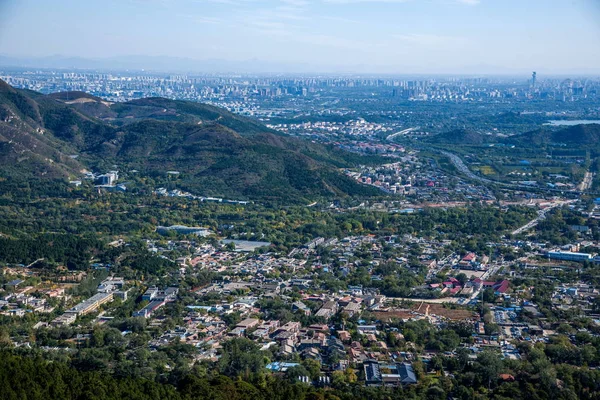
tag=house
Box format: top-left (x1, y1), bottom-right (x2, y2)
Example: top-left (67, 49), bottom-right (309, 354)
top-left (499, 374), bottom-right (516, 382)
top-left (5, 279), bottom-right (24, 289)
top-left (459, 253), bottom-right (478, 269)
top-left (236, 318), bottom-right (260, 330)
top-left (292, 301), bottom-right (311, 316)
top-left (280, 321), bottom-right (301, 333)
top-left (278, 343), bottom-right (295, 357)
top-left (228, 327), bottom-right (246, 337)
top-left (133, 300), bottom-right (165, 318)
top-left (142, 287), bottom-right (159, 301)
top-left (363, 360), bottom-right (417, 387)
top-left (326, 337), bottom-right (346, 360)
top-left (475, 279), bottom-right (510, 294)
top-left (357, 325), bottom-right (377, 334)
top-left (258, 320), bottom-right (280, 333)
top-left (308, 324), bottom-right (329, 332)
top-left (337, 330), bottom-right (352, 343)
top-left (297, 338), bottom-right (325, 351)
top-left (301, 347), bottom-right (322, 362)
top-left (397, 363), bottom-right (418, 385)
top-left (315, 301), bottom-right (338, 319)
top-left (364, 360), bottom-right (382, 386)
top-left (362, 296), bottom-right (376, 307)
top-left (342, 302), bottom-right (361, 317)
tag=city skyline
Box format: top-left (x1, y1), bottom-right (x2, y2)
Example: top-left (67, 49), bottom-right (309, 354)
top-left (0, 0), bottom-right (599, 74)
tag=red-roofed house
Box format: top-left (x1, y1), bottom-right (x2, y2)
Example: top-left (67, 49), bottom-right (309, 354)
top-left (475, 279), bottom-right (510, 294)
top-left (462, 253), bottom-right (476, 262)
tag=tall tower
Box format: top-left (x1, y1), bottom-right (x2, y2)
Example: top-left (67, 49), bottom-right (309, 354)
top-left (531, 71), bottom-right (537, 88)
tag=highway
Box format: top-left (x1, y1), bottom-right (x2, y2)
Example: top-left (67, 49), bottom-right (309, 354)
top-left (440, 150), bottom-right (496, 185)
top-left (437, 149), bottom-right (596, 196)
top-left (386, 127), bottom-right (419, 141)
top-left (510, 200), bottom-right (575, 235)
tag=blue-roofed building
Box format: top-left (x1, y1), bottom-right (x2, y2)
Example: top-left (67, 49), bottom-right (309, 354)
top-left (364, 360), bottom-right (382, 386)
top-left (397, 363), bottom-right (418, 385)
top-left (547, 251), bottom-right (592, 262)
top-left (5, 279), bottom-right (24, 289)
top-left (266, 362), bottom-right (300, 372)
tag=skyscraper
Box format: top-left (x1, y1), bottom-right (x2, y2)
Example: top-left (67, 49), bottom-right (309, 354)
top-left (531, 71), bottom-right (537, 88)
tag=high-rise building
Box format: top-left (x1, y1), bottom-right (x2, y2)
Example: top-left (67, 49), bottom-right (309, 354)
top-left (531, 71), bottom-right (537, 88)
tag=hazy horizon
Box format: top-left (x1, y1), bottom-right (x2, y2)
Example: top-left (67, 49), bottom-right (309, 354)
top-left (1, 0), bottom-right (599, 74)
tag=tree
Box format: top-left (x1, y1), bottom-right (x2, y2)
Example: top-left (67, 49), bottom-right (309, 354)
top-left (426, 385), bottom-right (446, 400)
top-left (455, 347), bottom-right (470, 372)
top-left (344, 368), bottom-right (357, 383)
top-left (482, 288), bottom-right (496, 303)
top-left (217, 338), bottom-right (266, 377)
top-left (456, 273), bottom-right (468, 286)
top-left (476, 350), bottom-right (503, 390)
top-left (0, 327), bottom-right (12, 349)
top-left (302, 359), bottom-right (321, 381)
top-left (331, 370), bottom-right (346, 387)
top-left (286, 365), bottom-right (310, 382)
top-left (484, 323), bottom-right (500, 336)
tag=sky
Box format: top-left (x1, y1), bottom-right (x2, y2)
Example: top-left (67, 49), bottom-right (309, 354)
top-left (0, 0), bottom-right (599, 73)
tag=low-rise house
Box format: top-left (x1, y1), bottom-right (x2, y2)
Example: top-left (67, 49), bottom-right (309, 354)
top-left (292, 301), bottom-right (311, 316)
top-left (364, 360), bottom-right (417, 387)
top-left (337, 330), bottom-right (352, 343)
top-left (236, 318), bottom-right (260, 330)
top-left (342, 302), bottom-right (362, 317)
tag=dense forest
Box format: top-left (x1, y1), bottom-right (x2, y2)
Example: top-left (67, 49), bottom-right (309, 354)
top-left (1, 345), bottom-right (599, 400)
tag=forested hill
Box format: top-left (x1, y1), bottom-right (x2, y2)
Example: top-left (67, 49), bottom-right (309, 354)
top-left (0, 80), bottom-right (381, 202)
top-left (505, 124), bottom-right (600, 147)
top-left (424, 124), bottom-right (600, 148)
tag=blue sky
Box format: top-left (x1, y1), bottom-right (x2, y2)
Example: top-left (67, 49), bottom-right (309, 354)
top-left (0, 0), bottom-right (599, 73)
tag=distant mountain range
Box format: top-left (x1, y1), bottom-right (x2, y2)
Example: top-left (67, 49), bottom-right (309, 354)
top-left (0, 54), bottom-right (318, 74)
top-left (0, 79), bottom-right (380, 202)
top-left (3, 54), bottom-right (597, 75)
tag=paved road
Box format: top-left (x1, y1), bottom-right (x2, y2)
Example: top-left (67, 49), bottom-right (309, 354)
top-left (510, 199), bottom-right (575, 235)
top-left (579, 171), bottom-right (593, 192)
top-left (26, 258), bottom-right (44, 268)
top-left (440, 150), bottom-right (495, 185)
top-left (385, 297), bottom-right (460, 304)
top-left (386, 127), bottom-right (419, 141)
top-left (437, 149), bottom-right (594, 196)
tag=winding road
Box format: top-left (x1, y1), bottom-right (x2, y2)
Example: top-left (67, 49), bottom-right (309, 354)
top-left (438, 149), bottom-right (595, 196)
top-left (510, 200), bottom-right (575, 235)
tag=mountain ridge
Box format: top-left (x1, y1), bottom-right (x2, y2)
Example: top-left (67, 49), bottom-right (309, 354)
top-left (0, 80), bottom-right (381, 202)
top-left (504, 124), bottom-right (600, 146)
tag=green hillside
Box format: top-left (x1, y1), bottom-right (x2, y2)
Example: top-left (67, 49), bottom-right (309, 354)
top-left (0, 80), bottom-right (381, 202)
top-left (505, 124), bottom-right (600, 147)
